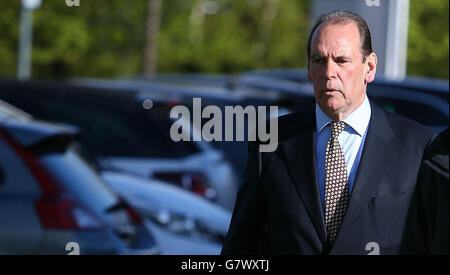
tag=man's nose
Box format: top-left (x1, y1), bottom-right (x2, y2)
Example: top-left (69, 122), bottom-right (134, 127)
top-left (324, 60), bottom-right (337, 79)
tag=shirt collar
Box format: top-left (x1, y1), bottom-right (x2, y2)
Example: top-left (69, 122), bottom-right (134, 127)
top-left (315, 95), bottom-right (371, 136)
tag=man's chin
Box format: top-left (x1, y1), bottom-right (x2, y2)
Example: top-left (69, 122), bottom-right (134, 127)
top-left (322, 100), bottom-right (342, 113)
top-left (316, 100), bottom-right (345, 119)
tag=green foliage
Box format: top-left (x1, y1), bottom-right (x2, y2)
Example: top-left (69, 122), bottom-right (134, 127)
top-left (0, 0), bottom-right (148, 78)
top-left (407, 0), bottom-right (449, 79)
top-left (0, 0), bottom-right (21, 77)
top-left (158, 0), bottom-right (310, 73)
top-left (0, 0), bottom-right (447, 79)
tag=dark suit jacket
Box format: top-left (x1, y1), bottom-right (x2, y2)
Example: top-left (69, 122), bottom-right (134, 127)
top-left (221, 100), bottom-right (434, 255)
top-left (402, 128), bottom-right (448, 255)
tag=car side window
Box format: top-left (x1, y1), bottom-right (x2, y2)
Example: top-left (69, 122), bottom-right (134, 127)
top-left (14, 95), bottom-right (198, 158)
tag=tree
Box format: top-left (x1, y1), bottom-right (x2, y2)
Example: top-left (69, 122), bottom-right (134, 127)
top-left (0, 0), bottom-right (447, 80)
top-left (144, 0), bottom-right (162, 75)
top-left (407, 0), bottom-right (449, 79)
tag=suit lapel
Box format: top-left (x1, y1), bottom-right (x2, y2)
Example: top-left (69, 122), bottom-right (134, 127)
top-left (333, 101), bottom-right (397, 249)
top-left (281, 107), bottom-right (327, 244)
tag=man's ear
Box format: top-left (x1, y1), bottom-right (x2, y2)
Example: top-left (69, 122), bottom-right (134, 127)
top-left (364, 53), bottom-right (377, 84)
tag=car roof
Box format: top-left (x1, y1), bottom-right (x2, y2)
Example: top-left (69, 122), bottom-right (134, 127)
top-left (119, 73), bottom-right (230, 87)
top-left (228, 74), bottom-right (314, 98)
top-left (0, 99), bottom-right (33, 122)
top-left (72, 77), bottom-right (252, 102)
top-left (373, 74), bottom-right (449, 91)
top-left (0, 117), bottom-right (78, 148)
top-left (366, 85), bottom-right (449, 116)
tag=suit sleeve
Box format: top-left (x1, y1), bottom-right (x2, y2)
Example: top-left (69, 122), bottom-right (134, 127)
top-left (221, 141), bottom-right (267, 255)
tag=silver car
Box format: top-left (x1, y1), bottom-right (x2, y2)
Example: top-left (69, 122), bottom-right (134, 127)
top-left (0, 100), bottom-right (159, 255)
top-left (101, 171), bottom-right (231, 255)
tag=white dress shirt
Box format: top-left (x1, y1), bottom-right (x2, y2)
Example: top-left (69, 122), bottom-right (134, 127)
top-left (315, 95), bottom-right (371, 216)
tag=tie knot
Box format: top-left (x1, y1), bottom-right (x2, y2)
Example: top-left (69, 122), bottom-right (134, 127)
top-left (330, 121), bottom-right (346, 138)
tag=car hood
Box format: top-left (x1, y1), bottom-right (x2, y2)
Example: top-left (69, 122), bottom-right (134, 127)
top-left (98, 149), bottom-right (227, 177)
top-left (100, 171), bottom-right (231, 234)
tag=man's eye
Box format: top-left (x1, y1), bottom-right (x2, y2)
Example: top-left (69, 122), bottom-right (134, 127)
top-left (336, 59), bottom-right (349, 64)
top-left (313, 58), bottom-right (325, 64)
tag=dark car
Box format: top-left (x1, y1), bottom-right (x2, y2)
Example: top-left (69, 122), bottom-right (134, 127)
top-left (75, 76), bottom-right (310, 180)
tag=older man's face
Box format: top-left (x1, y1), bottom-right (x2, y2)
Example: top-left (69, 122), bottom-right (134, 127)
top-left (308, 22), bottom-right (375, 120)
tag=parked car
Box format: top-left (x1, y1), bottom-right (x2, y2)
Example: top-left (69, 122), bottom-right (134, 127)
top-left (370, 74), bottom-right (449, 102)
top-left (107, 73), bottom-right (315, 113)
top-left (0, 100), bottom-right (159, 255)
top-left (101, 171), bottom-right (231, 255)
top-left (73, 142), bottom-right (231, 255)
top-left (79, 76), bottom-right (297, 182)
top-left (0, 79), bottom-right (238, 210)
top-left (367, 84), bottom-right (449, 133)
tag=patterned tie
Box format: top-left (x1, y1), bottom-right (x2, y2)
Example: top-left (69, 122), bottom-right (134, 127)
top-left (325, 121), bottom-right (350, 246)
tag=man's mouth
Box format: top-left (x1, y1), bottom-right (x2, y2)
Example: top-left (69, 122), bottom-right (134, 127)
top-left (324, 88), bottom-right (340, 93)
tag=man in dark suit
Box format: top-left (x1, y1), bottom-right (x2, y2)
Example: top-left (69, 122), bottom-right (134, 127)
top-left (221, 10), bottom-right (434, 255)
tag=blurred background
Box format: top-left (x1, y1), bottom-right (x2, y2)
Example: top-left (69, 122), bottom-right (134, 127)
top-left (0, 0), bottom-right (448, 255)
top-left (0, 0), bottom-right (448, 78)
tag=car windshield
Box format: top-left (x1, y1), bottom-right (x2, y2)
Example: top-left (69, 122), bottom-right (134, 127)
top-left (39, 144), bottom-right (119, 217)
